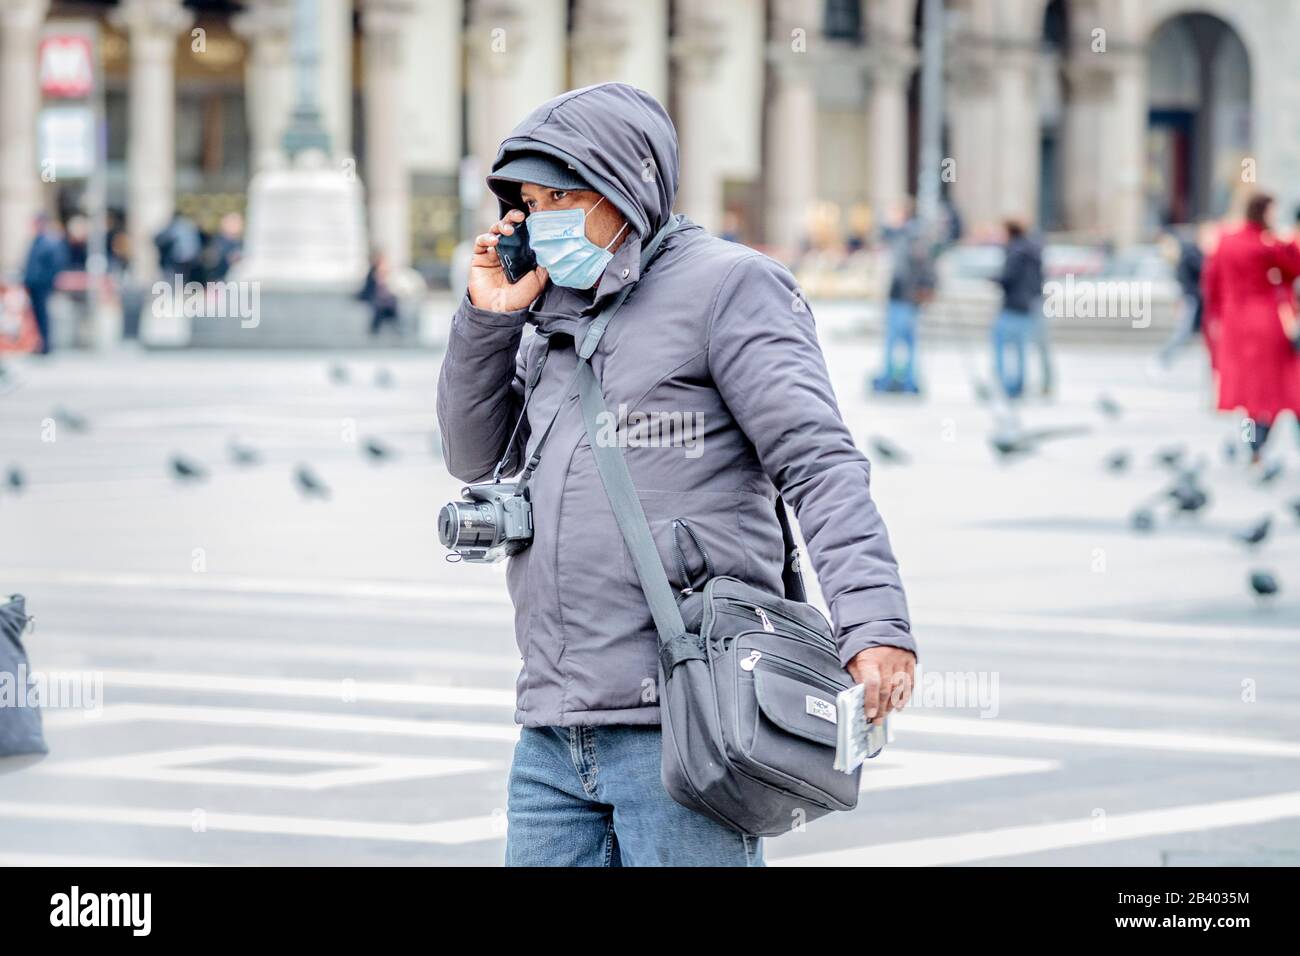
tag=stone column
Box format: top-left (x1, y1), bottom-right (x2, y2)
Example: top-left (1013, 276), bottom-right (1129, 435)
top-left (763, 0), bottom-right (819, 255)
top-left (0, 0), bottom-right (49, 277)
top-left (316, 0), bottom-right (352, 161)
top-left (1104, 47), bottom-right (1146, 248)
top-left (866, 41), bottom-right (914, 228)
top-left (570, 0), bottom-right (629, 88)
top-left (671, 3), bottom-right (727, 233)
top-left (1061, 54), bottom-right (1110, 236)
top-left (232, 0), bottom-right (294, 173)
top-left (946, 37), bottom-right (998, 234)
top-left (465, 0), bottom-right (525, 225)
top-left (360, 0), bottom-right (413, 268)
top-left (112, 0), bottom-right (192, 281)
top-left (991, 36), bottom-right (1039, 222)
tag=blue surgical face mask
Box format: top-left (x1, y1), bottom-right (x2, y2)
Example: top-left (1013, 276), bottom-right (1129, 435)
top-left (527, 196), bottom-right (629, 290)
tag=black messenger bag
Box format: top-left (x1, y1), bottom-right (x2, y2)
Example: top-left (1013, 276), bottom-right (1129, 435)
top-left (575, 363), bottom-right (862, 838)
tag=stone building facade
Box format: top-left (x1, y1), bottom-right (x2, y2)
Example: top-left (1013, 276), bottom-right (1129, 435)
top-left (0, 0), bottom-right (1293, 280)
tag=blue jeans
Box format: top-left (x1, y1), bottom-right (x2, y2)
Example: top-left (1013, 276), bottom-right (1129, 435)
top-left (993, 309), bottom-right (1035, 399)
top-left (872, 299), bottom-right (919, 392)
top-left (506, 725), bottom-right (765, 867)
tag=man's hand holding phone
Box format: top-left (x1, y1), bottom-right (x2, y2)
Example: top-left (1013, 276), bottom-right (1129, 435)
top-left (469, 210), bottom-right (547, 313)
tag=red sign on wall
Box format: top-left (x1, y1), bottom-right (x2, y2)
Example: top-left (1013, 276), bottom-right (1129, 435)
top-left (39, 35), bottom-right (94, 98)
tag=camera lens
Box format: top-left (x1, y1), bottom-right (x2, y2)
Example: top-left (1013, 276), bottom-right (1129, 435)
top-left (437, 503), bottom-right (460, 549)
top-left (438, 500), bottom-right (500, 551)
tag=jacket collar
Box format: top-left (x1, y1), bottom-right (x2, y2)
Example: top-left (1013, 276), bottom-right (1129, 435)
top-left (525, 231), bottom-right (643, 338)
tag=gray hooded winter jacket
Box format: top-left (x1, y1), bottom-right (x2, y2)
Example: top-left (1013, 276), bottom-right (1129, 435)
top-left (437, 83), bottom-right (913, 728)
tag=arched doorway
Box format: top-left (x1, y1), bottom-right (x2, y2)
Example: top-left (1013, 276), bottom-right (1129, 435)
top-left (1146, 12), bottom-right (1251, 226)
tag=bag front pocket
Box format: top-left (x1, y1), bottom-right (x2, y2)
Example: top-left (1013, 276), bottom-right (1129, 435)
top-left (729, 634), bottom-right (859, 810)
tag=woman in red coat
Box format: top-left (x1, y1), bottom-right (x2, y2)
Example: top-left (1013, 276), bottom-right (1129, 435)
top-left (1201, 193), bottom-right (1300, 462)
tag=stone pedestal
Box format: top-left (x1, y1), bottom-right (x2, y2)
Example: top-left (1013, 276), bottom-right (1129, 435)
top-left (193, 151), bottom-right (377, 347)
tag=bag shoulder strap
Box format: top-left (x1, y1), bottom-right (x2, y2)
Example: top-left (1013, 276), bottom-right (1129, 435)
top-left (577, 361), bottom-right (687, 648)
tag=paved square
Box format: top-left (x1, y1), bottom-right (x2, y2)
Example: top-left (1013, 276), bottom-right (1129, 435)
top-left (2, 317), bottom-right (1298, 865)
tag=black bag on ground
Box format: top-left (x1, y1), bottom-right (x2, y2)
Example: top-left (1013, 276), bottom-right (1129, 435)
top-left (0, 594), bottom-right (47, 762)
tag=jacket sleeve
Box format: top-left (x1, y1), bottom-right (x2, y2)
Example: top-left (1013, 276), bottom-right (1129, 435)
top-left (436, 294), bottom-right (532, 484)
top-left (706, 253), bottom-right (915, 665)
top-left (1268, 237), bottom-right (1300, 284)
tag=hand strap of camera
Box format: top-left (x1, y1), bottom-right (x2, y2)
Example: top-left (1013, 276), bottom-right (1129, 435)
top-left (507, 214), bottom-right (683, 488)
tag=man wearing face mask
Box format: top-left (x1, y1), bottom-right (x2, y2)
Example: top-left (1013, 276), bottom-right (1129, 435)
top-left (437, 83), bottom-right (915, 867)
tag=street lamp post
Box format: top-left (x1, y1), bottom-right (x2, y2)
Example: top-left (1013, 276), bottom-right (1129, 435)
top-left (915, 0), bottom-right (945, 230)
top-left (281, 0), bottom-right (331, 158)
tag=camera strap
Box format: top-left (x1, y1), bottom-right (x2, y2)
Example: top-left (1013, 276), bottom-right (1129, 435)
top-left (502, 214), bottom-right (684, 488)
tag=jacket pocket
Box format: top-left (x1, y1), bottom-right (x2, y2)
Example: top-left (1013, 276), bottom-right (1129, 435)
top-left (626, 490), bottom-right (749, 595)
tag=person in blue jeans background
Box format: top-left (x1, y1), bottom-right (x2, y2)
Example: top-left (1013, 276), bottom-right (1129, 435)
top-left (993, 218), bottom-right (1045, 400)
top-left (871, 198), bottom-right (936, 395)
top-left (22, 213), bottom-right (69, 355)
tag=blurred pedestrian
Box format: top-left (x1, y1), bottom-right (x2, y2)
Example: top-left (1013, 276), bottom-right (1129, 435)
top-left (940, 194), bottom-right (964, 245)
top-left (991, 217), bottom-right (1045, 400)
top-left (359, 251), bottom-right (399, 336)
top-left (22, 213), bottom-right (69, 355)
top-left (1201, 192), bottom-right (1300, 463)
top-left (154, 210), bottom-right (202, 284)
top-left (203, 212), bottom-right (244, 282)
top-left (1157, 223), bottom-right (1209, 367)
top-left (871, 197), bottom-right (935, 395)
top-left (63, 215), bottom-right (89, 271)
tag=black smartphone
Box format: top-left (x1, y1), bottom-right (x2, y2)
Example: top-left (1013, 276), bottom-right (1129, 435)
top-left (496, 220), bottom-right (536, 283)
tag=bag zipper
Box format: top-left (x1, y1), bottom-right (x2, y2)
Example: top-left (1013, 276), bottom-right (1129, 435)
top-left (716, 597), bottom-right (832, 649)
top-left (738, 648), bottom-right (847, 695)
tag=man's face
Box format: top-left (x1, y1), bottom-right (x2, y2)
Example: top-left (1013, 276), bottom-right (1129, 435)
top-left (519, 183), bottom-right (628, 252)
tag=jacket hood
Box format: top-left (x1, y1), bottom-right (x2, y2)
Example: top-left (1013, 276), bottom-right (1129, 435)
top-left (490, 83), bottom-right (680, 240)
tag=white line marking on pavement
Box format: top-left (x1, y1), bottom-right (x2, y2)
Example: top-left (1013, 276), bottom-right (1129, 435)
top-left (8, 567), bottom-right (1296, 644)
top-left (860, 750), bottom-right (1057, 792)
top-left (895, 713), bottom-right (1300, 759)
top-left (0, 752), bottom-right (1053, 848)
top-left (54, 680), bottom-right (1300, 759)
top-left (0, 852), bottom-right (214, 867)
top-left (991, 683), bottom-right (1300, 720)
top-left (53, 676), bottom-right (1300, 759)
top-left (0, 801), bottom-right (504, 846)
top-left (0, 568), bottom-right (511, 605)
top-left (41, 745), bottom-right (497, 791)
top-left (43, 633), bottom-right (523, 673)
top-left (773, 789), bottom-right (1300, 866)
top-left (40, 706), bottom-right (1051, 792)
top-left (44, 703), bottom-right (522, 741)
top-left (915, 609), bottom-right (1300, 645)
top-left (93, 669), bottom-right (517, 708)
